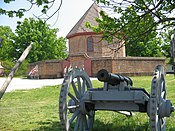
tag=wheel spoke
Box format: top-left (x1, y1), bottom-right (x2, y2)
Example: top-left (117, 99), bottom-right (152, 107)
top-left (161, 118), bottom-right (166, 130)
top-left (157, 117), bottom-right (162, 131)
top-left (161, 91), bottom-right (166, 98)
top-left (87, 111), bottom-right (93, 118)
top-left (79, 114), bottom-right (83, 131)
top-left (74, 114), bottom-right (81, 131)
top-left (72, 81), bottom-right (80, 99)
top-left (88, 117), bottom-right (91, 128)
top-left (69, 110), bottom-right (79, 124)
top-left (88, 111), bottom-right (94, 128)
top-left (68, 92), bottom-right (79, 104)
top-left (83, 115), bottom-right (88, 130)
top-left (77, 76), bottom-right (82, 96)
top-left (82, 80), bottom-right (86, 95)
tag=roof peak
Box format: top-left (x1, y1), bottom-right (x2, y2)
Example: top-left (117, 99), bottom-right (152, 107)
top-left (66, 3), bottom-right (102, 39)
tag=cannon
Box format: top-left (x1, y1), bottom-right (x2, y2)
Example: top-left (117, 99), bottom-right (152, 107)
top-left (59, 65), bottom-right (174, 131)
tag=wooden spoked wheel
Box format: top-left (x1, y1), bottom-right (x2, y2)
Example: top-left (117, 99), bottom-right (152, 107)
top-left (149, 65), bottom-right (166, 131)
top-left (59, 68), bottom-right (95, 131)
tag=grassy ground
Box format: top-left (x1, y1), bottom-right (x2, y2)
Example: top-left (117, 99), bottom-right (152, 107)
top-left (0, 75), bottom-right (175, 131)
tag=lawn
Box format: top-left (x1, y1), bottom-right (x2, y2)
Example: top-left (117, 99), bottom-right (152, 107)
top-left (0, 75), bottom-right (175, 131)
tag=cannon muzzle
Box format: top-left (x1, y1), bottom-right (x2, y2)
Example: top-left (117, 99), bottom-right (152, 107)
top-left (97, 69), bottom-right (133, 86)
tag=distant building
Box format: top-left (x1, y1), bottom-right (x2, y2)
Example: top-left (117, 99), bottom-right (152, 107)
top-left (66, 3), bottom-right (126, 58)
top-left (28, 3), bottom-right (165, 78)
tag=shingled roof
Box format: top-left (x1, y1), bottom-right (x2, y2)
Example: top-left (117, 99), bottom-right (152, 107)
top-left (66, 3), bottom-right (102, 38)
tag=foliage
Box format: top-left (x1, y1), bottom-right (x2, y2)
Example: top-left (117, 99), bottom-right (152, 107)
top-left (0, 76), bottom-right (175, 130)
top-left (0, 0), bottom-right (62, 21)
top-left (96, 0), bottom-right (175, 39)
top-left (1, 60), bottom-right (29, 76)
top-left (1, 60), bottom-right (14, 76)
top-left (159, 30), bottom-right (175, 63)
top-left (0, 20), bottom-right (67, 76)
top-left (160, 31), bottom-right (174, 57)
top-left (0, 0), bottom-right (45, 18)
top-left (0, 26), bottom-right (28, 76)
top-left (15, 60), bottom-right (29, 76)
top-left (13, 18), bottom-right (67, 63)
top-left (88, 0), bottom-right (175, 57)
top-left (0, 26), bottom-right (15, 61)
top-left (126, 38), bottom-right (162, 57)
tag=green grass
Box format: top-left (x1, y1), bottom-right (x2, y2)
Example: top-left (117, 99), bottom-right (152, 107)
top-left (0, 86), bottom-right (61, 131)
top-left (0, 75), bottom-right (175, 131)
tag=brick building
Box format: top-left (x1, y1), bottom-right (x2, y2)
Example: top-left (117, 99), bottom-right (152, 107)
top-left (63, 3), bottom-right (126, 76)
top-left (28, 3), bottom-right (165, 78)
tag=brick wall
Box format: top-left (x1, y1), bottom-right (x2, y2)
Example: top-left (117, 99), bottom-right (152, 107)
top-left (92, 57), bottom-right (165, 76)
top-left (68, 34), bottom-right (125, 58)
top-left (68, 54), bottom-right (86, 68)
top-left (28, 60), bottom-right (63, 78)
top-left (101, 39), bottom-right (125, 58)
top-left (91, 57), bottom-right (112, 76)
top-left (112, 57), bottom-right (165, 76)
top-left (69, 36), bottom-right (87, 54)
top-left (28, 57), bottom-right (165, 78)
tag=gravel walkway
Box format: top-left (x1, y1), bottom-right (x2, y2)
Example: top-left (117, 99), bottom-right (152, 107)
top-left (0, 77), bottom-right (97, 92)
top-left (0, 78), bottom-right (64, 92)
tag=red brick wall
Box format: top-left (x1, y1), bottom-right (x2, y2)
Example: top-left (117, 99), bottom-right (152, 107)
top-left (69, 36), bottom-right (87, 54)
top-left (28, 57), bottom-right (165, 78)
top-left (68, 55), bottom-right (86, 68)
top-left (112, 57), bottom-right (165, 76)
top-left (91, 57), bottom-right (112, 76)
top-left (28, 60), bottom-right (63, 78)
top-left (92, 57), bottom-right (165, 76)
top-left (68, 34), bottom-right (125, 58)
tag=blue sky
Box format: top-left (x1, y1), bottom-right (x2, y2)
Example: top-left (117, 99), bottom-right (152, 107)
top-left (0, 0), bottom-right (94, 37)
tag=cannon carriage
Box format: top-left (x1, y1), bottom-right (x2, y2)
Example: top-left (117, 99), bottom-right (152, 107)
top-left (59, 65), bottom-right (174, 131)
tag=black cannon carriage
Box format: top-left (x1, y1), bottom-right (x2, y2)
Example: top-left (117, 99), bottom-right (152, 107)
top-left (59, 65), bottom-right (174, 131)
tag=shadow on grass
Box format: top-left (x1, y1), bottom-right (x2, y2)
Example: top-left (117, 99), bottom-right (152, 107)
top-left (24, 118), bottom-right (149, 131)
top-left (25, 120), bottom-right (61, 131)
top-left (93, 119), bottom-right (149, 131)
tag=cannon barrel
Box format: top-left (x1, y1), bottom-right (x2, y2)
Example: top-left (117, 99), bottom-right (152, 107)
top-left (97, 69), bottom-right (133, 86)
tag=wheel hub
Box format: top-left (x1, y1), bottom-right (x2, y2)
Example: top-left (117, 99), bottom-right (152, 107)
top-left (68, 99), bottom-right (77, 113)
top-left (158, 99), bottom-right (174, 118)
top-left (68, 98), bottom-right (88, 114)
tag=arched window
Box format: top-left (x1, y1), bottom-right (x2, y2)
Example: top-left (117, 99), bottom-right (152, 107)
top-left (87, 36), bottom-right (93, 52)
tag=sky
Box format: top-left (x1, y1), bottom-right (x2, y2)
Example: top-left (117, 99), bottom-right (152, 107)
top-left (0, 0), bottom-right (94, 37)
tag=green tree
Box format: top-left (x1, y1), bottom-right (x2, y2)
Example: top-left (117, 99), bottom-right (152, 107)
top-left (0, 26), bottom-right (29, 76)
top-left (88, 0), bottom-right (175, 57)
top-left (96, 0), bottom-right (175, 40)
top-left (160, 30), bottom-right (174, 58)
top-left (0, 0), bottom-right (62, 20)
top-left (126, 38), bottom-right (162, 57)
top-left (0, 26), bottom-right (15, 61)
top-left (13, 18), bottom-right (67, 63)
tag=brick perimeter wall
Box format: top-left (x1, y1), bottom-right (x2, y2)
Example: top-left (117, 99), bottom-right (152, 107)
top-left (28, 57), bottom-right (165, 78)
top-left (91, 57), bottom-right (112, 76)
top-left (68, 55), bottom-right (86, 68)
top-left (92, 57), bottom-right (165, 76)
top-left (28, 60), bottom-right (63, 78)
